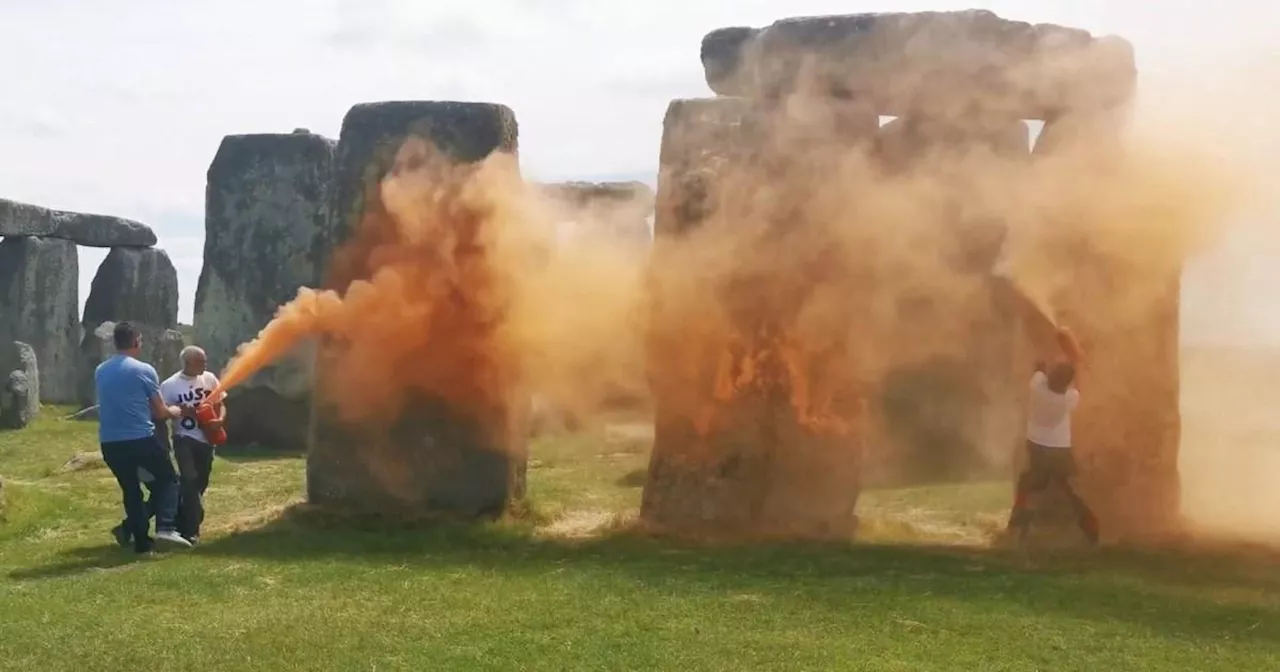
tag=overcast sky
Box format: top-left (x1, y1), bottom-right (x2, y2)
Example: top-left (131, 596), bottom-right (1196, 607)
top-left (1, 0), bottom-right (1277, 342)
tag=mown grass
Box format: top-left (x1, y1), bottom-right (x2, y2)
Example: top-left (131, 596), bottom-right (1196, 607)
top-left (1, 408), bottom-right (1278, 671)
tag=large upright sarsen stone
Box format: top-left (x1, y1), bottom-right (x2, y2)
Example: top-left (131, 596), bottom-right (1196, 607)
top-left (0, 237), bottom-right (79, 403)
top-left (307, 101), bottom-right (527, 518)
top-left (640, 97), bottom-right (873, 538)
top-left (83, 247), bottom-right (179, 328)
top-left (78, 247), bottom-right (180, 406)
top-left (195, 130), bottom-right (335, 453)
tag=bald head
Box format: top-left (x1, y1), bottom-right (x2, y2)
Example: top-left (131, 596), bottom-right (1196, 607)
top-left (181, 345), bottom-right (207, 376)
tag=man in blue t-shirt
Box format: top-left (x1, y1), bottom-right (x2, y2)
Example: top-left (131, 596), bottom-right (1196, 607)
top-left (95, 322), bottom-right (193, 553)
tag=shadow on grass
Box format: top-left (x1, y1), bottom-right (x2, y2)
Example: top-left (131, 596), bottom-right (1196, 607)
top-left (7, 544), bottom-right (154, 580)
top-left (184, 504), bottom-right (1280, 647)
top-left (215, 445), bottom-right (305, 464)
top-left (615, 469), bottom-right (647, 488)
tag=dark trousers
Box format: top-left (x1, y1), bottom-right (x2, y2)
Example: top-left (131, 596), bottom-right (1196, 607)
top-left (100, 436), bottom-right (180, 551)
top-left (174, 436), bottom-right (215, 539)
top-left (1009, 441), bottom-right (1099, 541)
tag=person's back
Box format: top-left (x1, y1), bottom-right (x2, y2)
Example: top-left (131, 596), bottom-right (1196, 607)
top-left (95, 354), bottom-right (160, 443)
top-left (1026, 369), bottom-right (1079, 449)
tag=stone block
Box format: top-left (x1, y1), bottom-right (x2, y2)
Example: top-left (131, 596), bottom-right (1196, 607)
top-left (0, 197), bottom-right (156, 247)
top-left (0, 236), bottom-right (79, 402)
top-left (306, 100), bottom-right (527, 518)
top-left (195, 131), bottom-right (335, 452)
top-left (700, 11), bottom-right (1136, 119)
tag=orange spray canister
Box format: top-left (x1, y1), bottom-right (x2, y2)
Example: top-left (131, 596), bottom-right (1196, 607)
top-left (194, 402), bottom-right (227, 446)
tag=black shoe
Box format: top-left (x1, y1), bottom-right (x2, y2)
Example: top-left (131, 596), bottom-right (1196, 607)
top-left (111, 524), bottom-right (131, 548)
top-left (134, 536), bottom-right (155, 554)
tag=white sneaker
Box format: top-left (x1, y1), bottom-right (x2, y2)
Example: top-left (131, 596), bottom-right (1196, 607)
top-left (155, 530), bottom-right (193, 549)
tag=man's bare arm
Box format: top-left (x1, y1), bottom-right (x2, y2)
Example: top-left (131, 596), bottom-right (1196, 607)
top-left (149, 393), bottom-right (182, 421)
top-left (1056, 326), bottom-right (1085, 392)
top-left (206, 401), bottom-right (227, 429)
top-left (1057, 327), bottom-right (1085, 365)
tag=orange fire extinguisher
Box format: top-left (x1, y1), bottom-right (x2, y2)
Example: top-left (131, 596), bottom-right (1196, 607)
top-left (194, 401), bottom-right (227, 446)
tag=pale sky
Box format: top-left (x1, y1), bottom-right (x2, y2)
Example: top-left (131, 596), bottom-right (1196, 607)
top-left (2, 0), bottom-right (1277, 343)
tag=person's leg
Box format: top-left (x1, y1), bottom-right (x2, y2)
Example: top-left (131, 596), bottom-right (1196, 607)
top-left (112, 471), bottom-right (154, 548)
top-left (134, 436), bottom-right (183, 537)
top-left (100, 442), bottom-right (152, 553)
top-left (196, 442), bottom-right (214, 495)
top-left (1009, 444), bottom-right (1052, 538)
top-left (191, 441), bottom-right (215, 540)
top-left (1057, 479), bottom-right (1099, 544)
top-left (173, 437), bottom-right (205, 540)
top-left (1056, 449), bottom-right (1099, 544)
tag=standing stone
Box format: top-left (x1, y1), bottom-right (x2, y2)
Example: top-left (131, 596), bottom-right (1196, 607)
top-left (83, 247), bottom-right (178, 327)
top-left (0, 197), bottom-right (157, 247)
top-left (0, 236), bottom-right (79, 403)
top-left (0, 341), bottom-right (38, 429)
top-left (195, 131), bottom-right (335, 453)
top-left (78, 247), bottom-right (180, 406)
top-left (324, 101), bottom-right (521, 276)
top-left (79, 321), bottom-right (118, 414)
top-left (307, 100), bottom-right (527, 518)
top-left (154, 329), bottom-right (186, 382)
top-left (641, 97), bottom-right (873, 537)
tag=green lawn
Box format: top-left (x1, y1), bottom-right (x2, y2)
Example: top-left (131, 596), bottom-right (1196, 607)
top-left (1, 409), bottom-right (1278, 671)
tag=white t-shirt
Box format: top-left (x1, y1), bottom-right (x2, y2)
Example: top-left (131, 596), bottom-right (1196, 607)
top-left (160, 370), bottom-right (221, 444)
top-left (1026, 370), bottom-right (1079, 448)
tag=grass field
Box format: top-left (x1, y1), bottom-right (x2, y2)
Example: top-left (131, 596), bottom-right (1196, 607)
top-left (2, 407), bottom-right (1279, 671)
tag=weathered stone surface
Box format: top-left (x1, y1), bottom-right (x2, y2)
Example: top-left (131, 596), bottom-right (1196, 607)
top-left (653, 98), bottom-right (762, 239)
top-left (641, 97), bottom-right (870, 537)
top-left (325, 101), bottom-right (519, 277)
top-left (538, 181), bottom-right (654, 247)
top-left (0, 236), bottom-right (79, 403)
top-left (307, 101), bottom-right (527, 518)
top-left (154, 329), bottom-right (185, 380)
top-left (0, 198), bottom-right (157, 247)
top-left (700, 11), bottom-right (1136, 119)
top-left (0, 341), bottom-right (38, 429)
top-left (77, 247), bottom-right (180, 407)
top-left (83, 247), bottom-right (179, 329)
top-left (194, 131), bottom-right (335, 453)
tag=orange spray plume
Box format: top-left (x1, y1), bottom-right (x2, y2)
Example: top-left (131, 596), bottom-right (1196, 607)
top-left (210, 287), bottom-right (343, 402)
top-left (209, 132), bottom-right (655, 428)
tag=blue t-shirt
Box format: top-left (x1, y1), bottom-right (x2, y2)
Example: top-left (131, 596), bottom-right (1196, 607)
top-left (95, 354), bottom-right (161, 443)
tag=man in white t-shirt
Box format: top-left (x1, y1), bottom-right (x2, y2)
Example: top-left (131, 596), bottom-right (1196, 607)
top-left (159, 345), bottom-right (226, 545)
top-left (1006, 327), bottom-right (1099, 545)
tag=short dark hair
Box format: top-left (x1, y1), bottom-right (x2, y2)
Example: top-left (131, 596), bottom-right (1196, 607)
top-left (112, 322), bottom-right (140, 351)
top-left (1047, 362), bottom-right (1076, 394)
